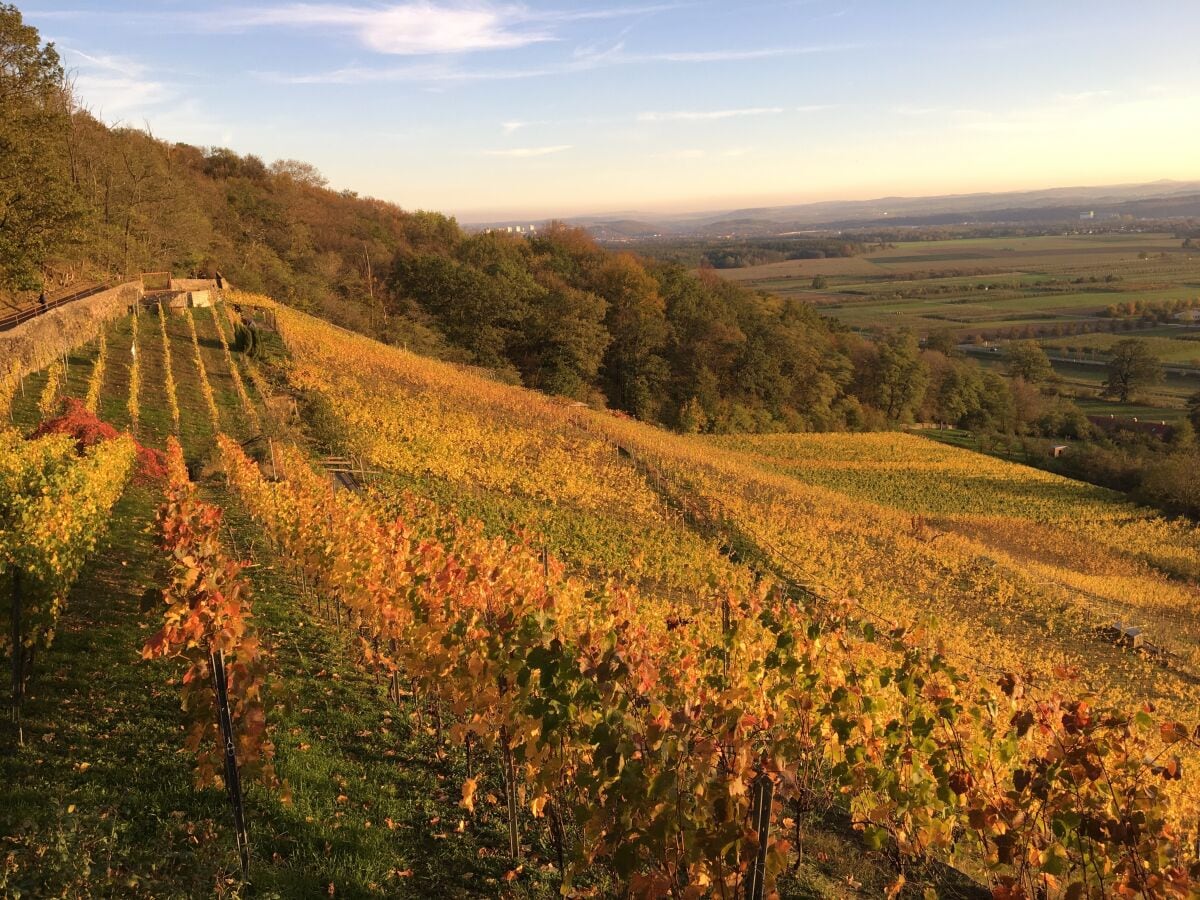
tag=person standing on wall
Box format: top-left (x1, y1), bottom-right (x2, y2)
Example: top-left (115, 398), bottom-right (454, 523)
top-left (38, 289), bottom-right (47, 312)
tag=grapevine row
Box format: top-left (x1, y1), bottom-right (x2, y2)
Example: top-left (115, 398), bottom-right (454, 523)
top-left (143, 437), bottom-right (277, 792)
top-left (84, 330), bottom-right (107, 414)
top-left (209, 303), bottom-right (260, 430)
top-left (221, 301), bottom-right (274, 417)
top-left (1, 429), bottom-right (137, 737)
top-left (128, 318), bottom-right (140, 431)
top-left (184, 307), bottom-right (220, 429)
top-left (37, 361), bottom-right (63, 421)
top-left (217, 434), bottom-right (1198, 898)
top-left (158, 303), bottom-right (181, 433)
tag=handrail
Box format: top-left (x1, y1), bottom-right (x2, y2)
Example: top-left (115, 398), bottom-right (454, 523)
top-left (0, 283), bottom-right (111, 333)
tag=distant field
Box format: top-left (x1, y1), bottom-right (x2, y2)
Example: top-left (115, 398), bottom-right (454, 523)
top-left (970, 353), bottom-right (1198, 420)
top-left (720, 232), bottom-right (1200, 338)
top-left (1040, 332), bottom-right (1200, 365)
top-left (717, 232), bottom-right (1200, 421)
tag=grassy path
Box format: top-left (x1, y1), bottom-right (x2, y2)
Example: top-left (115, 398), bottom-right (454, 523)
top-left (97, 315), bottom-right (135, 433)
top-left (163, 306), bottom-right (218, 458)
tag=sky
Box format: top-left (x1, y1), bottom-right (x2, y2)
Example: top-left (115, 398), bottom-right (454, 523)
top-left (21, 0), bottom-right (1200, 221)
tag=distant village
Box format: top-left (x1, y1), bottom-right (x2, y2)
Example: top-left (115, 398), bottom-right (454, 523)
top-left (481, 224), bottom-right (540, 235)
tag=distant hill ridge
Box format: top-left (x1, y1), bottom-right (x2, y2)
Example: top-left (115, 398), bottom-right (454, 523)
top-left (483, 179), bottom-right (1200, 238)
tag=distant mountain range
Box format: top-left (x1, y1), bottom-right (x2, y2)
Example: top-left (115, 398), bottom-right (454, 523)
top-left (471, 180), bottom-right (1200, 239)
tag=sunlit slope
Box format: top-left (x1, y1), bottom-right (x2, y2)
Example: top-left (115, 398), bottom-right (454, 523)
top-left (710, 431), bottom-right (1200, 650)
top-left (246, 296), bottom-right (1199, 717)
top-left (239, 295), bottom-right (744, 603)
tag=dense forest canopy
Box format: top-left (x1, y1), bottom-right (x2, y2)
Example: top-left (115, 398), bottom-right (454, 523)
top-left (0, 3), bottom-right (1194, 455)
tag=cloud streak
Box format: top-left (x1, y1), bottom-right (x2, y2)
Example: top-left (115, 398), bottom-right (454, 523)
top-left (267, 40), bottom-right (857, 85)
top-left (192, 2), bottom-right (687, 56)
top-left (222, 3), bottom-right (553, 55)
top-left (482, 144), bottom-right (573, 157)
top-left (638, 106), bottom-right (784, 122)
top-left (63, 48), bottom-right (174, 117)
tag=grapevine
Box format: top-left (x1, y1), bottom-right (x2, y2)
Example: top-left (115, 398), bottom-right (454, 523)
top-left (84, 330), bottom-right (107, 414)
top-left (210, 303), bottom-right (259, 430)
top-left (37, 361), bottom-right (63, 421)
top-left (128, 320), bottom-right (140, 431)
top-left (1, 430), bottom-right (136, 721)
top-left (142, 437), bottom-right (278, 792)
top-left (158, 303), bottom-right (181, 433)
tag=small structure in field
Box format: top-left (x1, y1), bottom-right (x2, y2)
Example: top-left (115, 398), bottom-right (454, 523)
top-left (1051, 445), bottom-right (1068, 458)
top-left (1105, 623), bottom-right (1145, 650)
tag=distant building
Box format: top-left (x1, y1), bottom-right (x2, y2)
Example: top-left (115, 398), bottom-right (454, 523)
top-left (1174, 309), bottom-right (1200, 322)
top-left (1079, 211), bottom-right (1095, 220)
top-left (1087, 414), bottom-right (1174, 441)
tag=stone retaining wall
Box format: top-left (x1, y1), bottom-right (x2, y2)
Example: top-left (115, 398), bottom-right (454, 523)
top-left (0, 281), bottom-right (142, 383)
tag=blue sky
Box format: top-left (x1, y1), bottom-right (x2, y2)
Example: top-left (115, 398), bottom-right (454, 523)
top-left (22, 1), bottom-right (1200, 220)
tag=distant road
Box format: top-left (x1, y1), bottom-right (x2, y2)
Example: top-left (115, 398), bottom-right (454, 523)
top-left (0, 283), bottom-right (110, 333)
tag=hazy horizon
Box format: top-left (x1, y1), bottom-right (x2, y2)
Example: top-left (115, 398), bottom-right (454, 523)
top-left (25, 1), bottom-right (1200, 220)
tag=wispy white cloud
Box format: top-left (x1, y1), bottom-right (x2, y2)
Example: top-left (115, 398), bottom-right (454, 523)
top-left (638, 106), bottom-right (784, 122)
top-left (63, 48), bottom-right (174, 117)
top-left (501, 120), bottom-right (528, 134)
top-left (630, 43), bottom-right (859, 63)
top-left (222, 3), bottom-right (553, 55)
top-left (1054, 89), bottom-right (1114, 103)
top-left (266, 39), bottom-right (858, 84)
top-left (197, 2), bottom-right (687, 56)
top-left (655, 148), bottom-right (706, 159)
top-left (482, 144), bottom-right (573, 157)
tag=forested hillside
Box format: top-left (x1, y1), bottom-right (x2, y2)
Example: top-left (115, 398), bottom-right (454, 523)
top-left (1, 4), bottom-right (1089, 435)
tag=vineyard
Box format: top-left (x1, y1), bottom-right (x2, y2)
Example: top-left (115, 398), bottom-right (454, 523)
top-left (1, 293), bottom-right (1198, 898)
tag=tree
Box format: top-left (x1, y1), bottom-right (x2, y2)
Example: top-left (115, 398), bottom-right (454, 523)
top-left (517, 276), bottom-right (608, 398)
top-left (1188, 390), bottom-right (1200, 431)
top-left (1005, 340), bottom-right (1053, 383)
top-left (593, 253), bottom-right (669, 419)
top-left (0, 4), bottom-right (84, 288)
top-left (857, 331), bottom-right (928, 422)
top-left (924, 327), bottom-right (959, 357)
top-left (1103, 339), bottom-right (1163, 402)
top-left (1169, 417), bottom-right (1194, 449)
top-left (269, 158), bottom-right (328, 188)
top-left (811, 275), bottom-right (827, 289)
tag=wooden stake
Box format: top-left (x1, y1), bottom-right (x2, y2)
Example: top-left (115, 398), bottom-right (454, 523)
top-left (500, 724), bottom-right (520, 861)
top-left (745, 773), bottom-right (774, 900)
top-left (211, 648), bottom-right (250, 881)
top-left (10, 567), bottom-right (23, 746)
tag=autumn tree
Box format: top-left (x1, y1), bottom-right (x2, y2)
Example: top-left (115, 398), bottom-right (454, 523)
top-left (0, 4), bottom-right (83, 289)
top-left (1103, 339), bottom-right (1163, 402)
top-left (593, 252), bottom-right (669, 419)
top-left (1005, 340), bottom-right (1053, 383)
top-left (856, 331), bottom-right (929, 422)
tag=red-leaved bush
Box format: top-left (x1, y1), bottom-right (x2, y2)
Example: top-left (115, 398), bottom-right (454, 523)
top-left (29, 397), bottom-right (167, 482)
